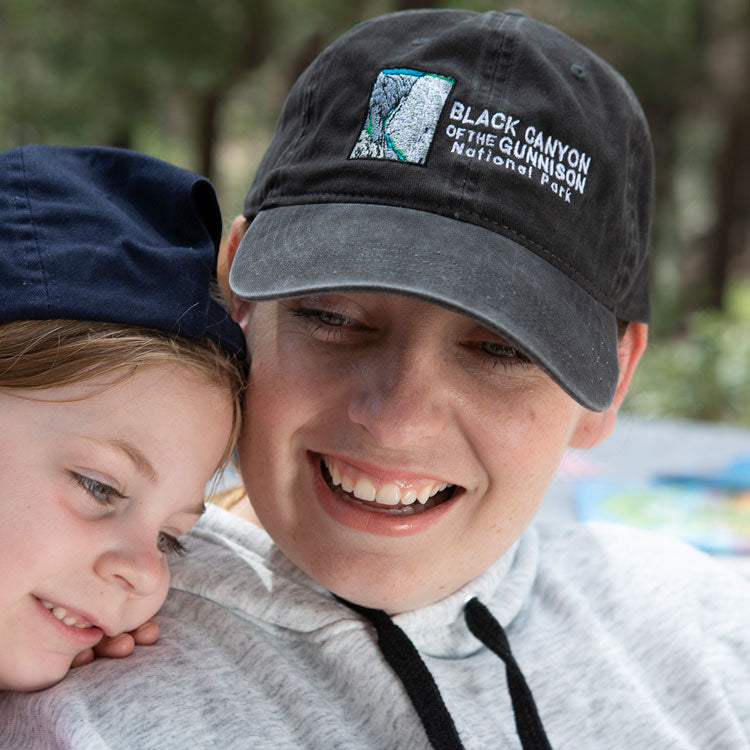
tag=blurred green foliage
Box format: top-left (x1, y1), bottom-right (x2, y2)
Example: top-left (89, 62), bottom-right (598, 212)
top-left (1, 0), bottom-right (748, 426)
top-left (625, 280), bottom-right (750, 425)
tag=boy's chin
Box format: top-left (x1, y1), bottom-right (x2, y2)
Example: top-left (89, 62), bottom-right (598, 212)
top-left (323, 571), bottom-right (465, 615)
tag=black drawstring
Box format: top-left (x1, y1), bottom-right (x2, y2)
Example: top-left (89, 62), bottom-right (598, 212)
top-left (337, 595), bottom-right (552, 750)
top-left (464, 597), bottom-right (552, 750)
top-left (336, 596), bottom-right (465, 750)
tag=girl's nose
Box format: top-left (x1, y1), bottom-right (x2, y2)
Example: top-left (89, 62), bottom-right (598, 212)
top-left (93, 538), bottom-right (167, 599)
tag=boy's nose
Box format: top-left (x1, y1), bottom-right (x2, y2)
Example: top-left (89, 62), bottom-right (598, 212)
top-left (347, 348), bottom-right (447, 447)
top-left (94, 539), bottom-right (167, 599)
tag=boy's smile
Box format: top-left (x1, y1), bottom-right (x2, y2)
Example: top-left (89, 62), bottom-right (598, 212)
top-left (237, 292), bottom-right (634, 613)
top-left (321, 454), bottom-right (456, 511)
top-left (312, 451), bottom-right (461, 535)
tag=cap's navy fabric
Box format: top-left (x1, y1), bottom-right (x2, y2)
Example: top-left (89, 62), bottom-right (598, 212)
top-left (231, 9), bottom-right (653, 410)
top-left (1, 145), bottom-right (245, 358)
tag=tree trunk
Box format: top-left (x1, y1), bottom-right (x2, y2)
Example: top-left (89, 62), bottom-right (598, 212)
top-left (709, 99), bottom-right (749, 308)
top-left (196, 88), bottom-right (223, 181)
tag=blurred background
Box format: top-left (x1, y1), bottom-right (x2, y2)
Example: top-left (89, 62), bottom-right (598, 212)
top-left (2, 0), bottom-right (748, 425)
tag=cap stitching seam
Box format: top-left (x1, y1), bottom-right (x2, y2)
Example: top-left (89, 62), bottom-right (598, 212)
top-left (458, 12), bottom-right (515, 217)
top-left (614, 81), bottom-right (651, 320)
top-left (188, 179), bottom-right (218, 328)
top-left (614, 116), bottom-right (639, 316)
top-left (621, 119), bottom-right (637, 301)
top-left (18, 149), bottom-right (53, 317)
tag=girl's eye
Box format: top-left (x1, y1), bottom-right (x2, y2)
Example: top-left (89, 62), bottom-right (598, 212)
top-left (157, 532), bottom-right (187, 557)
top-left (74, 474), bottom-right (122, 506)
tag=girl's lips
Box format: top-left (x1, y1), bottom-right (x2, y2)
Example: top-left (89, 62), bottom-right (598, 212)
top-left (33, 596), bottom-right (105, 648)
top-left (309, 452), bottom-right (461, 536)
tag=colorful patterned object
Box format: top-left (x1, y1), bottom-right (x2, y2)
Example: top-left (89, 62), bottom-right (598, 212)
top-left (575, 459), bottom-right (750, 554)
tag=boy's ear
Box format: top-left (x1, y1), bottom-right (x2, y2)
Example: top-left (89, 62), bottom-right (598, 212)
top-left (568, 321), bottom-right (648, 449)
top-left (218, 215), bottom-right (253, 329)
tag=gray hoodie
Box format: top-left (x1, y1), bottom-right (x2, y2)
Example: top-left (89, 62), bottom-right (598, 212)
top-left (2, 504), bottom-right (748, 749)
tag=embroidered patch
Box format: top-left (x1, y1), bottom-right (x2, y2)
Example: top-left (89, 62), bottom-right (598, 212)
top-left (350, 68), bottom-right (455, 164)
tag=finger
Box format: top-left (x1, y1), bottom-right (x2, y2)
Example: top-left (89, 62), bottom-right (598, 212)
top-left (70, 648), bottom-right (95, 668)
top-left (131, 620), bottom-right (160, 645)
top-left (93, 633), bottom-right (135, 659)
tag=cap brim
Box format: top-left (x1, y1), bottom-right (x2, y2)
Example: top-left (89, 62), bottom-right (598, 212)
top-left (230, 203), bottom-right (619, 411)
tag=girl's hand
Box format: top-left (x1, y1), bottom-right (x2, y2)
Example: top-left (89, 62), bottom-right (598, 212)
top-left (71, 620), bottom-right (160, 668)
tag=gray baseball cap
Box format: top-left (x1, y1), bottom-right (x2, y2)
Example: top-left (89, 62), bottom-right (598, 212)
top-left (230, 9), bottom-right (653, 411)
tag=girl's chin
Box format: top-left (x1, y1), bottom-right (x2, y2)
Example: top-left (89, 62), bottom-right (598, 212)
top-left (1, 665), bottom-right (69, 692)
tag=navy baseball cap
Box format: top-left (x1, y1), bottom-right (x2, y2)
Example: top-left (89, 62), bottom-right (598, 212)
top-left (230, 9), bottom-right (653, 410)
top-left (1, 144), bottom-right (246, 358)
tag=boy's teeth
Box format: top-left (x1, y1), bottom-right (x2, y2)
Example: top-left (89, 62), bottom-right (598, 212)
top-left (402, 489), bottom-right (418, 505)
top-left (376, 483), bottom-right (400, 506)
top-left (353, 477), bottom-right (376, 502)
top-left (341, 475), bottom-right (355, 493)
top-left (417, 485), bottom-right (433, 504)
top-left (324, 456), bottom-right (453, 507)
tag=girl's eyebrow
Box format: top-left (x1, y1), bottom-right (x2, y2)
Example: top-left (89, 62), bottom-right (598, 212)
top-left (109, 440), bottom-right (209, 516)
top-left (109, 438), bottom-right (159, 483)
top-left (81, 435), bottom-right (207, 515)
top-left (80, 435), bottom-right (159, 484)
top-left (179, 499), bottom-right (208, 517)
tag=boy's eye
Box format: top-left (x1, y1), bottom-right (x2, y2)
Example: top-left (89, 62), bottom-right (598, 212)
top-left (293, 308), bottom-right (355, 328)
top-left (75, 474), bottom-right (121, 505)
top-left (316, 310), bottom-right (351, 327)
top-left (290, 305), bottom-right (369, 344)
top-left (476, 341), bottom-right (532, 368)
top-left (480, 342), bottom-right (519, 358)
top-left (157, 532), bottom-right (187, 557)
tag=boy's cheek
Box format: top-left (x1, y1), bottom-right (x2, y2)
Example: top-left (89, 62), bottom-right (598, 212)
top-left (568, 409), bottom-right (616, 450)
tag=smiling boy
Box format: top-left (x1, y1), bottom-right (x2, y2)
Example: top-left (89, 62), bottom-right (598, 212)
top-left (229, 294), bottom-right (644, 617)
top-left (4, 9), bottom-right (749, 750)
top-left (222, 7), bottom-right (650, 627)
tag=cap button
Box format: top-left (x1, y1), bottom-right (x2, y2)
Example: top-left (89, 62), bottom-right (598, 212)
top-left (570, 63), bottom-right (587, 79)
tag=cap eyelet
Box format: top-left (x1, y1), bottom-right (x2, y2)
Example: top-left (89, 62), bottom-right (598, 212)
top-left (570, 63), bottom-right (586, 79)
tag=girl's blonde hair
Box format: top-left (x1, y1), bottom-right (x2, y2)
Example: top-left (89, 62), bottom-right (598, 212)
top-left (0, 318), bottom-right (245, 470)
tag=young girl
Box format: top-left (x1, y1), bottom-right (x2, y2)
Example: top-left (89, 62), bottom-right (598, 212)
top-left (0, 144), bottom-right (246, 691)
